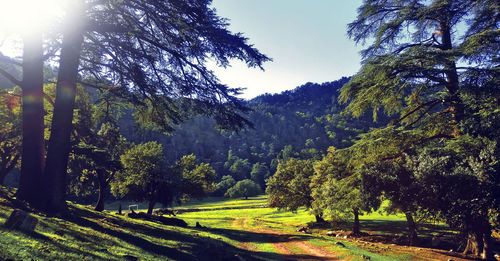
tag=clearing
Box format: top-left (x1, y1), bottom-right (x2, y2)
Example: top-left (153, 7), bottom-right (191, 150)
top-left (0, 187), bottom-right (491, 260)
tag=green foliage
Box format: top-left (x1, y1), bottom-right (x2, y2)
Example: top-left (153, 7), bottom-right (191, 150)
top-left (342, 0), bottom-right (499, 136)
top-left (173, 154), bottom-right (215, 203)
top-left (250, 162), bottom-right (270, 188)
top-left (125, 78), bottom-right (378, 187)
top-left (225, 179), bottom-right (261, 199)
top-left (213, 175), bottom-right (236, 197)
top-left (66, 86), bottom-right (131, 201)
top-left (0, 87), bottom-right (21, 184)
top-left (111, 141), bottom-right (171, 205)
top-left (311, 147), bottom-right (365, 221)
top-left (405, 138), bottom-right (500, 233)
top-left (228, 158), bottom-right (251, 181)
top-left (266, 158), bottom-right (315, 212)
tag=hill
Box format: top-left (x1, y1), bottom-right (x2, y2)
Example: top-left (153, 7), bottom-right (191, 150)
top-left (120, 77), bottom-right (387, 190)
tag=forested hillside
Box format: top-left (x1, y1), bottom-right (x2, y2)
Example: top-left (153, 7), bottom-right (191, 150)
top-left (120, 77), bottom-right (386, 191)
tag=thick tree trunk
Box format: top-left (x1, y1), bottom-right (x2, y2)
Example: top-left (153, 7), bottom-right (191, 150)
top-left (94, 169), bottom-right (107, 211)
top-left (404, 212), bottom-right (418, 246)
top-left (463, 222), bottom-right (494, 260)
top-left (147, 201), bottom-right (155, 215)
top-left (16, 33), bottom-right (45, 207)
top-left (43, 6), bottom-right (85, 215)
top-left (463, 230), bottom-right (483, 257)
top-left (481, 229), bottom-right (493, 260)
top-left (315, 214), bottom-right (326, 223)
top-left (439, 20), bottom-right (464, 131)
top-left (352, 208), bottom-right (360, 235)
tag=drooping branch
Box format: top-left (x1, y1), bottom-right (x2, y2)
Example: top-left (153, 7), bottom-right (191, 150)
top-left (393, 99), bottom-right (440, 126)
top-left (0, 68), bottom-right (22, 86)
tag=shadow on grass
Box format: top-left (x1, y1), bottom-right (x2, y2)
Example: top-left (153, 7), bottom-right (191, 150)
top-left (4, 227), bottom-right (104, 260)
top-left (194, 226), bottom-right (316, 244)
top-left (333, 219), bottom-right (452, 237)
top-left (246, 251), bottom-right (342, 261)
top-left (66, 206), bottom-right (200, 261)
top-left (65, 206), bottom-right (341, 261)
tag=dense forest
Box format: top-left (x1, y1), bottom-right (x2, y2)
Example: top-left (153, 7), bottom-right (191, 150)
top-left (0, 0), bottom-right (498, 260)
top-left (121, 77), bottom-right (386, 188)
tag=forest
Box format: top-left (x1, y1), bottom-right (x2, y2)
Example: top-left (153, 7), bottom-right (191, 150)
top-left (0, 0), bottom-right (498, 260)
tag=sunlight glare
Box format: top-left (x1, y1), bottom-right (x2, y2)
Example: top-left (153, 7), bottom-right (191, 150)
top-left (0, 0), bottom-right (63, 35)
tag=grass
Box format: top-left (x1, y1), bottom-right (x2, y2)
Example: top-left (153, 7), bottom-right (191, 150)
top-left (0, 189), bottom-right (472, 260)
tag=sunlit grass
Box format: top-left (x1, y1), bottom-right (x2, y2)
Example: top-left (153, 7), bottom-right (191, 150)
top-left (0, 189), bottom-right (459, 260)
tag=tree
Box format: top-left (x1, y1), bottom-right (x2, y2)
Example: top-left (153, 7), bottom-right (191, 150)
top-left (13, 32), bottom-right (45, 207)
top-left (250, 162), bottom-right (270, 189)
top-left (403, 138), bottom-right (499, 258)
top-left (213, 175), bottom-right (236, 197)
top-left (311, 147), bottom-right (368, 235)
top-left (266, 158), bottom-right (324, 222)
top-left (69, 121), bottom-right (129, 211)
top-left (361, 159), bottom-right (427, 245)
top-left (225, 179), bottom-right (261, 199)
top-left (342, 1), bottom-right (498, 135)
top-left (345, 128), bottom-right (432, 244)
top-left (1, 0), bottom-right (270, 214)
top-left (229, 158), bottom-right (252, 181)
top-left (342, 1), bottom-right (499, 257)
top-left (111, 141), bottom-right (169, 215)
top-left (172, 154), bottom-right (216, 203)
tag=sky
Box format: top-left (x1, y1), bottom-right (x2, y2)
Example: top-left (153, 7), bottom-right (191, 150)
top-left (210, 0), bottom-right (364, 99)
top-left (0, 1), bottom-right (365, 99)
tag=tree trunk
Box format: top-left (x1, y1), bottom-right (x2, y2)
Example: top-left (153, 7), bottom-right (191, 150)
top-left (481, 229), bottom-right (493, 260)
top-left (315, 214), bottom-right (326, 223)
top-left (463, 222), bottom-right (494, 260)
top-left (439, 20), bottom-right (464, 130)
top-left (352, 208), bottom-right (360, 235)
top-left (147, 201), bottom-right (155, 215)
top-left (43, 5), bottom-right (85, 215)
top-left (16, 32), bottom-right (45, 208)
top-left (463, 230), bottom-right (483, 257)
top-left (404, 212), bottom-right (418, 246)
top-left (94, 169), bottom-right (107, 211)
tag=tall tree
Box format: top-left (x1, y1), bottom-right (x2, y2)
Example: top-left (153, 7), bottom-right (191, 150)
top-left (5, 0), bottom-right (270, 214)
top-left (266, 158), bottom-right (324, 222)
top-left (311, 147), bottom-right (369, 235)
top-left (342, 1), bottom-right (499, 258)
top-left (16, 32), bottom-right (46, 207)
top-left (342, 0), bottom-right (499, 135)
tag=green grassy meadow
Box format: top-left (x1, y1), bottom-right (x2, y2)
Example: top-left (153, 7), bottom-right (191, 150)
top-left (0, 187), bottom-right (470, 260)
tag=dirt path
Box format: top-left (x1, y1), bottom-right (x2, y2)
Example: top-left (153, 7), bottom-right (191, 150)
top-left (232, 217), bottom-right (339, 260)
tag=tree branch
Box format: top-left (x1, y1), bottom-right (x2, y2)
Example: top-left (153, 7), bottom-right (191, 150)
top-left (393, 99), bottom-right (440, 126)
top-left (0, 53), bottom-right (22, 67)
top-left (0, 68), bottom-right (22, 86)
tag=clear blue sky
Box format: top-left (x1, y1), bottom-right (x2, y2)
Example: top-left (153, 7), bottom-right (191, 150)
top-left (210, 0), bottom-right (364, 99)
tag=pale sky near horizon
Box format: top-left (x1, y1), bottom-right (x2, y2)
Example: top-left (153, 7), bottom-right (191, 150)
top-left (210, 0), bottom-right (364, 99)
top-left (0, 1), bottom-right (365, 100)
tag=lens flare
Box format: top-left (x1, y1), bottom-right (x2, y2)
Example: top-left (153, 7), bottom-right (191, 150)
top-left (0, 0), bottom-right (63, 35)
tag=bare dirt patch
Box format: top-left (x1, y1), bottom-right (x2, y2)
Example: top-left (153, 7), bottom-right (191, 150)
top-left (238, 217), bottom-right (340, 260)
